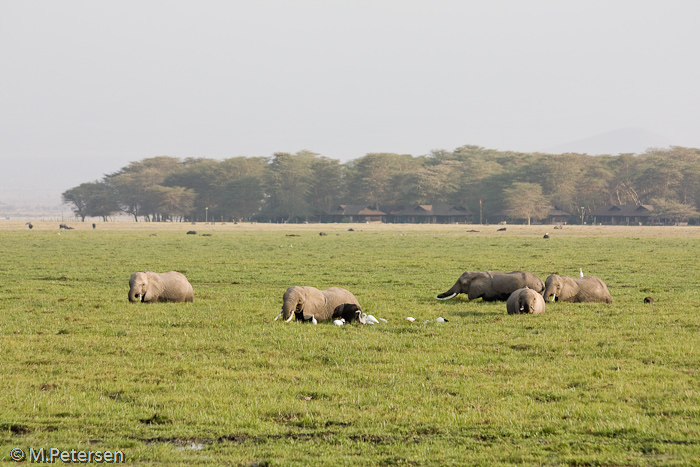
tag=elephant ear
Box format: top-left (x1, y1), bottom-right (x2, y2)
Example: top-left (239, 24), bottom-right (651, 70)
top-left (468, 272), bottom-right (491, 299)
top-left (302, 287), bottom-right (327, 319)
top-left (143, 272), bottom-right (165, 302)
top-left (560, 276), bottom-right (579, 301)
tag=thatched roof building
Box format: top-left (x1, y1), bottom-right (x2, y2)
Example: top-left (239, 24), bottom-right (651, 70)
top-left (589, 204), bottom-right (654, 225)
top-left (326, 205), bottom-right (386, 222)
top-left (390, 204), bottom-right (473, 223)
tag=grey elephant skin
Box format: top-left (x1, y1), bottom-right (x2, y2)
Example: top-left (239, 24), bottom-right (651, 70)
top-left (543, 274), bottom-right (612, 303)
top-left (436, 270), bottom-right (545, 301)
top-left (507, 287), bottom-right (546, 314)
top-left (128, 271), bottom-right (194, 303)
top-left (280, 286), bottom-right (363, 323)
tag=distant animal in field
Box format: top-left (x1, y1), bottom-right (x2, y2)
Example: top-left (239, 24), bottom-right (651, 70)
top-left (59, 224), bottom-right (73, 230)
top-left (275, 286), bottom-right (364, 324)
top-left (543, 274), bottom-right (612, 303)
top-left (128, 271), bottom-right (194, 303)
top-left (319, 232), bottom-right (328, 236)
top-left (437, 271), bottom-right (545, 302)
top-left (507, 287), bottom-right (546, 314)
top-left (644, 296), bottom-right (655, 304)
top-left (543, 233), bottom-right (550, 238)
top-left (497, 227), bottom-right (506, 231)
top-left (186, 231), bottom-right (197, 235)
top-left (92, 223), bottom-right (96, 229)
top-left (26, 222), bottom-right (33, 229)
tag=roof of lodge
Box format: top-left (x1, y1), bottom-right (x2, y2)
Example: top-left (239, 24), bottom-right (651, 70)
top-left (589, 204), bottom-right (654, 217)
top-left (327, 205), bottom-right (386, 216)
top-left (391, 204), bottom-right (473, 216)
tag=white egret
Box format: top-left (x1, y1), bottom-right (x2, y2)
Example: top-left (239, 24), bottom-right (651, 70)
top-left (311, 316), bottom-right (318, 325)
top-left (405, 317), bottom-right (416, 322)
top-left (333, 318), bottom-right (345, 326)
top-left (580, 268), bottom-right (584, 277)
top-left (365, 314), bottom-right (380, 325)
top-left (436, 317), bottom-right (449, 323)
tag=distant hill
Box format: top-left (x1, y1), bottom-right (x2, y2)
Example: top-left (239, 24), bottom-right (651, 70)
top-left (542, 128), bottom-right (672, 155)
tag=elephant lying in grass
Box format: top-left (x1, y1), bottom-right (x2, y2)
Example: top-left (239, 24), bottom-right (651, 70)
top-left (507, 287), bottom-right (546, 314)
top-left (276, 286), bottom-right (365, 323)
top-left (128, 271), bottom-right (194, 303)
top-left (436, 270), bottom-right (544, 302)
top-left (543, 274), bottom-right (612, 303)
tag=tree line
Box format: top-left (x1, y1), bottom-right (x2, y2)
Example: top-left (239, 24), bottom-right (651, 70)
top-left (61, 145), bottom-right (700, 224)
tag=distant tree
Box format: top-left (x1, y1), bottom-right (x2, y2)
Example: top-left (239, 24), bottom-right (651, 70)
top-left (502, 182), bottom-right (552, 225)
top-left (650, 198), bottom-right (699, 224)
top-left (165, 157), bottom-right (268, 221)
top-left (62, 181), bottom-right (119, 221)
top-left (309, 156), bottom-right (344, 216)
top-left (345, 153), bottom-right (419, 210)
top-left (403, 160), bottom-right (461, 205)
top-left (263, 152), bottom-right (315, 221)
top-left (146, 186), bottom-right (196, 221)
top-left (62, 183), bottom-right (92, 221)
top-left (107, 157), bottom-right (185, 221)
top-left (220, 176), bottom-right (264, 221)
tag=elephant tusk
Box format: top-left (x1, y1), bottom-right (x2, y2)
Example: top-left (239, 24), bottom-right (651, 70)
top-left (550, 294), bottom-right (556, 302)
top-left (285, 314), bottom-right (294, 323)
top-left (436, 293), bottom-right (457, 301)
top-left (274, 310), bottom-right (282, 321)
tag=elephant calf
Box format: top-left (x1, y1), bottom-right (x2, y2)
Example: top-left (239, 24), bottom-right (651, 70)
top-left (436, 270), bottom-right (545, 302)
top-left (543, 274), bottom-right (612, 304)
top-left (128, 271), bottom-right (194, 303)
top-left (507, 287), bottom-right (546, 314)
top-left (277, 286), bottom-right (364, 323)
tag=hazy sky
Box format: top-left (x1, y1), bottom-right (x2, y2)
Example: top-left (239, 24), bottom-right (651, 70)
top-left (2, 1), bottom-right (699, 206)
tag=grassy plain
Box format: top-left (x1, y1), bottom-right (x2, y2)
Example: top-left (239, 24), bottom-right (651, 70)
top-left (0, 221), bottom-right (699, 466)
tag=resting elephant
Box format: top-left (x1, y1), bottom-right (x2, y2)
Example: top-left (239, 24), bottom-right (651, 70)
top-left (507, 287), bottom-right (546, 314)
top-left (543, 274), bottom-right (612, 303)
top-left (276, 286), bottom-right (365, 323)
top-left (436, 270), bottom-right (545, 302)
top-left (128, 271), bottom-right (194, 303)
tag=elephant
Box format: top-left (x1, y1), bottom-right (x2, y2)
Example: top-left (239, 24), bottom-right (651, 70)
top-left (436, 270), bottom-right (545, 302)
top-left (277, 286), bottom-right (365, 323)
top-left (128, 271), bottom-right (194, 303)
top-left (543, 274), bottom-right (612, 303)
top-left (507, 287), bottom-right (546, 314)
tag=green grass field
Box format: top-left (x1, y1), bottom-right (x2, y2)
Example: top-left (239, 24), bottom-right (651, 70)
top-left (1, 223), bottom-right (699, 466)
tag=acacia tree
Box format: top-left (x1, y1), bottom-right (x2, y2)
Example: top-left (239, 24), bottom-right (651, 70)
top-left (146, 186), bottom-right (196, 221)
top-left (502, 182), bottom-right (552, 225)
top-left (308, 156), bottom-right (344, 216)
top-left (345, 153), bottom-right (419, 210)
top-left (220, 176), bottom-right (264, 221)
top-left (650, 198), bottom-right (699, 225)
top-left (263, 152), bottom-right (315, 222)
top-left (62, 181), bottom-right (119, 221)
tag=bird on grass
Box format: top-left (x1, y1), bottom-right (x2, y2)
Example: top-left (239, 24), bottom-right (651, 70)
top-left (333, 318), bottom-right (345, 326)
top-left (362, 313), bottom-right (380, 325)
top-left (311, 316), bottom-right (318, 325)
top-left (405, 317), bottom-right (416, 322)
top-left (436, 317), bottom-right (449, 323)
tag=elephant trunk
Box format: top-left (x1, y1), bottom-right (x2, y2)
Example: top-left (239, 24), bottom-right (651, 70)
top-left (128, 289), bottom-right (139, 302)
top-left (436, 283), bottom-right (460, 300)
top-left (281, 303), bottom-right (296, 322)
